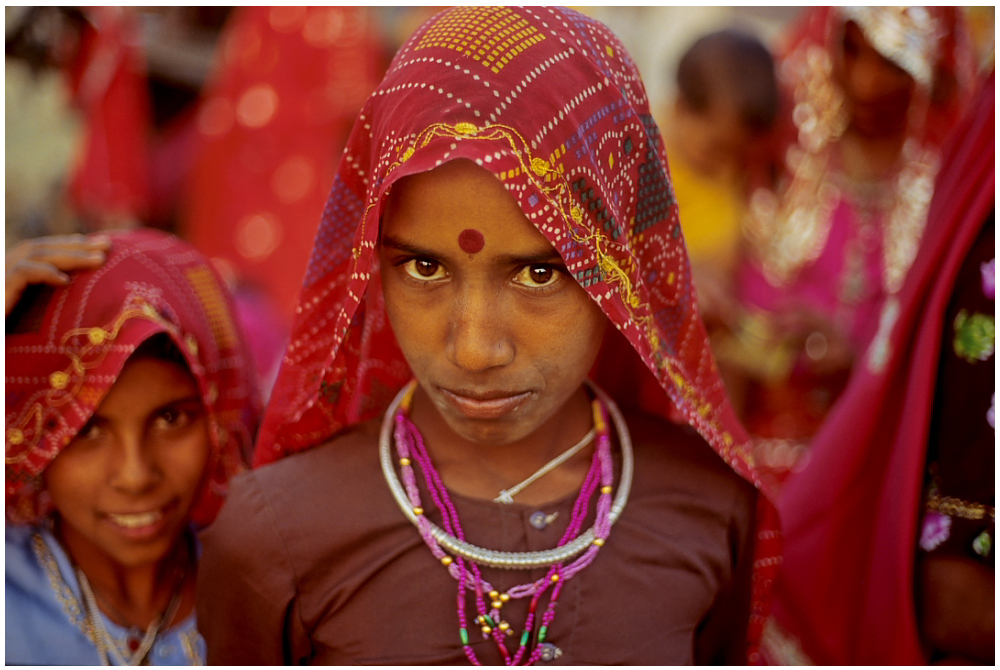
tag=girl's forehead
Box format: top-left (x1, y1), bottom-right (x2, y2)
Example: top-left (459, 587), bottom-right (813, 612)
top-left (384, 161), bottom-right (541, 241)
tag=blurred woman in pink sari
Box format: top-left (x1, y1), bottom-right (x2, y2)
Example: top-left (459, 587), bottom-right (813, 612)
top-left (721, 7), bottom-right (975, 481)
top-left (764, 67), bottom-right (993, 666)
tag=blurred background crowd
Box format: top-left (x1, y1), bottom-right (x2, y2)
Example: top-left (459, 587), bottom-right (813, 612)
top-left (4, 5), bottom-right (996, 665)
top-left (4, 3), bottom-right (994, 476)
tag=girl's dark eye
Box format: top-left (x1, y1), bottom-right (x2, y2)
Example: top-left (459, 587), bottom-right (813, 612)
top-left (514, 264), bottom-right (561, 288)
top-left (77, 421), bottom-right (103, 441)
top-left (402, 258), bottom-right (447, 281)
top-left (154, 407), bottom-right (192, 431)
top-left (414, 259), bottom-right (439, 277)
top-left (529, 266), bottom-right (554, 284)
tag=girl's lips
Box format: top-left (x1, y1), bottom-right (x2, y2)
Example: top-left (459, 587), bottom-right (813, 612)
top-left (440, 388), bottom-right (532, 420)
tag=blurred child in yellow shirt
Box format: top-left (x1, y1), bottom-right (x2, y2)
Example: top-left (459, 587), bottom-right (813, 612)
top-left (661, 29), bottom-right (780, 408)
top-left (664, 29), bottom-right (778, 308)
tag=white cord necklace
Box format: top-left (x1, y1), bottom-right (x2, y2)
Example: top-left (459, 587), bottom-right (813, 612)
top-left (76, 567), bottom-right (183, 666)
top-left (493, 427), bottom-right (596, 504)
top-left (380, 379), bottom-right (633, 569)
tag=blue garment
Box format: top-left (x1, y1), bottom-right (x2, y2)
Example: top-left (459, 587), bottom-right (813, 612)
top-left (5, 525), bottom-right (206, 665)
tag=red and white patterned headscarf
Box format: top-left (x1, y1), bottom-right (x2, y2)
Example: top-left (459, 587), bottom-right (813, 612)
top-left (5, 229), bottom-right (261, 527)
top-left (254, 7), bottom-right (780, 659)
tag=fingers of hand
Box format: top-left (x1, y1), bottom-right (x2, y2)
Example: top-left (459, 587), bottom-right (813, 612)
top-left (7, 235), bottom-right (111, 275)
top-left (5, 260), bottom-right (72, 316)
top-left (7, 259), bottom-right (71, 290)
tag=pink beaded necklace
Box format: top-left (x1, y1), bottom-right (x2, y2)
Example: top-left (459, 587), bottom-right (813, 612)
top-left (390, 384), bottom-right (616, 665)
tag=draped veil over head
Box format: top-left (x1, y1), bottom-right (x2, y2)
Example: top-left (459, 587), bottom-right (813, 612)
top-left (254, 7), bottom-right (780, 658)
top-left (6, 229), bottom-right (261, 528)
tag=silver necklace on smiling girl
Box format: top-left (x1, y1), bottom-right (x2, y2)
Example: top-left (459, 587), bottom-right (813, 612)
top-left (76, 566), bottom-right (185, 666)
top-left (32, 529), bottom-right (196, 665)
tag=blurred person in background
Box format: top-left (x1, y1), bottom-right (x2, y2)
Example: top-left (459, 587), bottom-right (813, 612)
top-left (659, 28), bottom-right (779, 414)
top-left (5, 6), bottom-right (236, 240)
top-left (716, 7), bottom-right (976, 486)
top-left (178, 7), bottom-right (385, 375)
top-left (5, 7), bottom-right (151, 242)
top-left (6, 7), bottom-right (388, 397)
top-left (764, 68), bottom-right (993, 666)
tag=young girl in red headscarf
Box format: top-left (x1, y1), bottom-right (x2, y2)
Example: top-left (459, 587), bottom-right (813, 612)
top-left (5, 229), bottom-right (260, 664)
top-left (197, 7), bottom-right (779, 664)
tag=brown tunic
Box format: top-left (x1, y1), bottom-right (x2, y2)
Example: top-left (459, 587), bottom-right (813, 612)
top-left (197, 411), bottom-right (757, 664)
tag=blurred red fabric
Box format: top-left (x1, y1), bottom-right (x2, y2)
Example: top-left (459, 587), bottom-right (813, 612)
top-left (180, 7), bottom-right (385, 326)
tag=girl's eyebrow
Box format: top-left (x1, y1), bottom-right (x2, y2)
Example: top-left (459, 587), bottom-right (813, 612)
top-left (381, 234), bottom-right (563, 266)
top-left (379, 235), bottom-right (430, 257)
top-left (496, 249), bottom-right (564, 266)
top-left (88, 393), bottom-right (203, 422)
top-left (160, 394), bottom-right (203, 408)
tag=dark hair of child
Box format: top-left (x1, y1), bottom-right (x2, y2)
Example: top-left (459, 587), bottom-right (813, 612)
top-left (130, 332), bottom-right (189, 368)
top-left (675, 29), bottom-right (779, 134)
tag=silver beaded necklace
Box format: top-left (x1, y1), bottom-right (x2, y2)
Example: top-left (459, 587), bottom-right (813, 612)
top-left (380, 380), bottom-right (633, 570)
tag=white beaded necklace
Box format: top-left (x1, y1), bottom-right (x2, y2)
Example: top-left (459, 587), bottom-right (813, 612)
top-left (380, 380), bottom-right (633, 569)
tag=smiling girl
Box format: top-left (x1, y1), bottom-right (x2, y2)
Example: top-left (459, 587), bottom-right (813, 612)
top-left (6, 229), bottom-right (259, 665)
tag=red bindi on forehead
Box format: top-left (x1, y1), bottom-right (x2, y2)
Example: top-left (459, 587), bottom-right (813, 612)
top-left (458, 228), bottom-right (485, 254)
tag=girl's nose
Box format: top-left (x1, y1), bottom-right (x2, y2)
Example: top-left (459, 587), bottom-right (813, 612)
top-left (446, 289), bottom-right (515, 372)
top-left (109, 436), bottom-right (161, 494)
